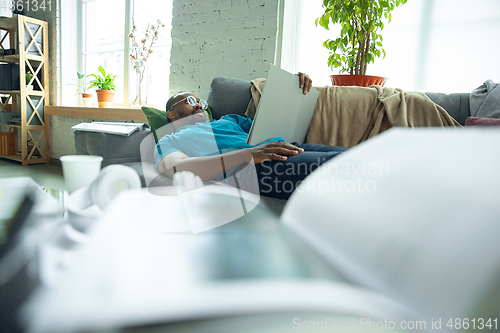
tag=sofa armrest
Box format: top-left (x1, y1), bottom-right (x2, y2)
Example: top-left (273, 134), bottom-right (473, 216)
top-left (74, 129), bottom-right (151, 167)
top-left (74, 128), bottom-right (174, 188)
top-left (425, 92), bottom-right (470, 125)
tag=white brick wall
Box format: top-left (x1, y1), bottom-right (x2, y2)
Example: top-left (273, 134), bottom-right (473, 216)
top-left (169, 0), bottom-right (280, 98)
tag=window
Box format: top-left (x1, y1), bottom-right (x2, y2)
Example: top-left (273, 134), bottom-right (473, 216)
top-left (130, 1), bottom-right (172, 105)
top-left (81, 0), bottom-right (172, 106)
top-left (286, 0), bottom-right (500, 93)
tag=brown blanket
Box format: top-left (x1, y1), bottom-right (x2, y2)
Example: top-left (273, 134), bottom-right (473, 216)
top-left (245, 79), bottom-right (461, 148)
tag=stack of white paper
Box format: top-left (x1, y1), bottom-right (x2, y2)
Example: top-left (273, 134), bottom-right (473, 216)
top-left (71, 122), bottom-right (147, 136)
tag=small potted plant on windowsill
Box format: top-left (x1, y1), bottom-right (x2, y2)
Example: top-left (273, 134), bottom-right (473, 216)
top-left (70, 72), bottom-right (93, 107)
top-left (316, 0), bottom-right (407, 87)
top-left (88, 66), bottom-right (117, 108)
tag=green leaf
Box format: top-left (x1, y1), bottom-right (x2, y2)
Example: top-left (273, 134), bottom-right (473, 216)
top-left (318, 0), bottom-right (407, 74)
top-left (88, 66), bottom-right (117, 91)
top-left (319, 15), bottom-right (330, 29)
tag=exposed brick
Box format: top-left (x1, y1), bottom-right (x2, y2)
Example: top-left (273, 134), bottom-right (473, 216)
top-left (247, 0), bottom-right (267, 7)
top-left (170, 0), bottom-right (279, 97)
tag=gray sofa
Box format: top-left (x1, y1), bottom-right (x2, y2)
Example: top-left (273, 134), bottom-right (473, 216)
top-left (74, 77), bottom-right (471, 196)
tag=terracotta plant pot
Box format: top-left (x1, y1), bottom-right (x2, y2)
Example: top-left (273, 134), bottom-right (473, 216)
top-left (330, 75), bottom-right (386, 87)
top-left (96, 90), bottom-right (115, 108)
top-left (82, 93), bottom-right (93, 107)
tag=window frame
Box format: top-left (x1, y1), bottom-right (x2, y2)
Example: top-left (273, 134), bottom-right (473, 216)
top-left (78, 0), bottom-right (133, 106)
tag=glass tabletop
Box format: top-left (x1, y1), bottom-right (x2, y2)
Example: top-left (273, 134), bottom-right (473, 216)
top-left (41, 187), bottom-right (68, 218)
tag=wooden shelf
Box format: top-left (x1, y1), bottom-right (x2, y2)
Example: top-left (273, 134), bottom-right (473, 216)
top-left (0, 153), bottom-right (22, 162)
top-left (25, 156), bottom-right (46, 164)
top-left (0, 15), bottom-right (47, 30)
top-left (0, 54), bottom-right (19, 63)
top-left (0, 153), bottom-right (46, 164)
top-left (0, 90), bottom-right (21, 95)
top-left (0, 16), bottom-right (18, 30)
top-left (45, 106), bottom-right (147, 121)
top-left (0, 54), bottom-right (43, 64)
top-left (0, 15), bottom-right (50, 166)
top-left (26, 54), bottom-right (44, 62)
top-left (26, 125), bottom-right (45, 130)
top-left (27, 90), bottom-right (46, 96)
top-left (0, 90), bottom-right (45, 95)
top-left (0, 105), bottom-right (14, 112)
top-left (0, 123), bottom-right (20, 127)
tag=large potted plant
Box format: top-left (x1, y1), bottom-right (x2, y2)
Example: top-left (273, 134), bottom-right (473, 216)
top-left (316, 0), bottom-right (407, 87)
top-left (88, 66), bottom-right (117, 108)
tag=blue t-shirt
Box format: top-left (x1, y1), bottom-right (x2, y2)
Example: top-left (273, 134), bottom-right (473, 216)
top-left (154, 114), bottom-right (284, 168)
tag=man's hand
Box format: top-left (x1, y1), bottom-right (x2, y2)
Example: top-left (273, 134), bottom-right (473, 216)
top-left (244, 142), bottom-right (304, 164)
top-left (297, 72), bottom-right (312, 95)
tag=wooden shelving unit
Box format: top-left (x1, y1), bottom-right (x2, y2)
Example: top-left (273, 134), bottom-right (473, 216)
top-left (0, 15), bottom-right (49, 165)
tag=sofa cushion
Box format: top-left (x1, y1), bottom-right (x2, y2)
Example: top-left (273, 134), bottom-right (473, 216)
top-left (206, 77), bottom-right (252, 119)
top-left (141, 105), bottom-right (213, 143)
top-left (465, 116), bottom-right (500, 126)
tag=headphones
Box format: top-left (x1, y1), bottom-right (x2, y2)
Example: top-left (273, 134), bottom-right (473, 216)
top-left (87, 164), bottom-right (142, 210)
top-left (67, 165), bottom-right (139, 234)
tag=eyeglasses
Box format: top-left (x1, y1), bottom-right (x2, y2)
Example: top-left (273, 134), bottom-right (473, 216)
top-left (170, 96), bottom-right (208, 110)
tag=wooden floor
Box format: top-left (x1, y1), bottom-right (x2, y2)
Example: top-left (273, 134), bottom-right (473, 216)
top-left (0, 158), bottom-right (65, 190)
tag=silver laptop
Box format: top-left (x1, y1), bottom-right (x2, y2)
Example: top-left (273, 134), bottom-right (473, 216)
top-left (246, 64), bottom-right (319, 145)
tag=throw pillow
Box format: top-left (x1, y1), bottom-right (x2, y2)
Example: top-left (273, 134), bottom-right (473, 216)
top-left (465, 116), bottom-right (500, 126)
top-left (141, 106), bottom-right (213, 143)
top-left (141, 106), bottom-right (168, 143)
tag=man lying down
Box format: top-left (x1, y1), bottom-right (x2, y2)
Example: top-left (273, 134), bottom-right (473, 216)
top-left (154, 73), bottom-right (461, 200)
top-left (154, 73), bottom-right (348, 200)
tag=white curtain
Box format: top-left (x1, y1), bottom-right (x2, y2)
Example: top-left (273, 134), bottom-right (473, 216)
top-left (285, 0), bottom-right (500, 93)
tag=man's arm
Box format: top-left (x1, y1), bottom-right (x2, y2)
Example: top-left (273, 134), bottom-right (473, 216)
top-left (157, 142), bottom-right (304, 181)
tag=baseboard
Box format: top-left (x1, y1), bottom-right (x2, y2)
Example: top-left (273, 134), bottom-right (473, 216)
top-left (50, 157), bottom-right (61, 166)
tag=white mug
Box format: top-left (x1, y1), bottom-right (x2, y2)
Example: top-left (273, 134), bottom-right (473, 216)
top-left (60, 155), bottom-right (103, 193)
